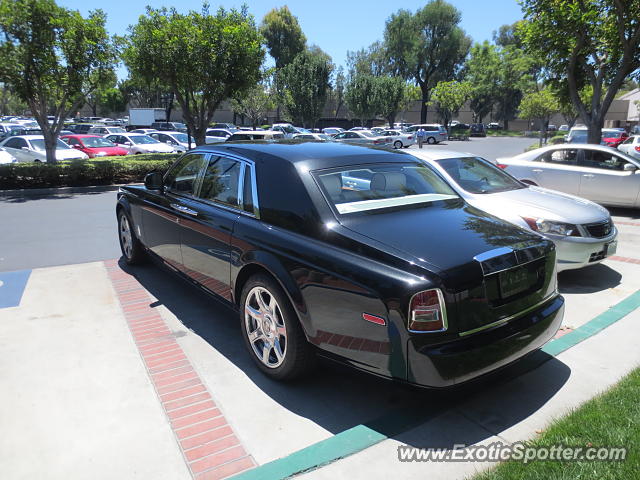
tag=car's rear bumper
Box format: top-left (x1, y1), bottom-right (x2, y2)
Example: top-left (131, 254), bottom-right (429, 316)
top-left (406, 295), bottom-right (564, 388)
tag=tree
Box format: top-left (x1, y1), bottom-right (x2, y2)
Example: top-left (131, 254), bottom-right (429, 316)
top-left (345, 72), bottom-right (378, 126)
top-left (465, 42), bottom-right (500, 123)
top-left (375, 77), bottom-right (411, 128)
top-left (0, 83), bottom-right (27, 115)
top-left (332, 66), bottom-right (346, 119)
top-left (280, 47), bottom-right (333, 128)
top-left (518, 88), bottom-right (559, 146)
top-left (125, 4), bottom-right (264, 145)
top-left (384, 1), bottom-right (471, 123)
top-left (230, 81), bottom-right (274, 129)
top-left (99, 87), bottom-right (128, 116)
top-left (0, 0), bottom-right (117, 163)
top-left (84, 70), bottom-right (117, 117)
top-left (520, 0), bottom-right (640, 143)
top-left (118, 74), bottom-right (175, 121)
top-left (429, 80), bottom-right (472, 130)
top-left (493, 46), bottom-right (535, 130)
top-left (553, 83), bottom-right (593, 128)
top-left (260, 6), bottom-right (306, 121)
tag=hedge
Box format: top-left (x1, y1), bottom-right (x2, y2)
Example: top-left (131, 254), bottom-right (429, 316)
top-left (0, 153), bottom-right (181, 189)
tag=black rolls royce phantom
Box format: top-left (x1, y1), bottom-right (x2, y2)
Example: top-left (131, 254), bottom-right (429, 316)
top-left (116, 142), bottom-right (564, 387)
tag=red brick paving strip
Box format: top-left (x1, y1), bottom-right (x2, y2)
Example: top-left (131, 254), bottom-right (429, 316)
top-left (608, 255), bottom-right (640, 264)
top-left (613, 220), bottom-right (640, 227)
top-left (104, 259), bottom-right (256, 480)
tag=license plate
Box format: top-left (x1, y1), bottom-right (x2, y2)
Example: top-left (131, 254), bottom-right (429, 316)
top-left (499, 268), bottom-right (531, 298)
top-left (605, 241), bottom-right (617, 257)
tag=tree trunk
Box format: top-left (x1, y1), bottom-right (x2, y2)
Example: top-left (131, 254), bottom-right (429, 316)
top-left (587, 118), bottom-right (603, 144)
top-left (420, 100), bottom-right (428, 124)
top-left (42, 128), bottom-right (58, 164)
top-left (387, 113), bottom-right (396, 128)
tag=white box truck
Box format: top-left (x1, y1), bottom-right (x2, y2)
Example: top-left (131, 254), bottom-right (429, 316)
top-left (128, 108), bottom-right (166, 129)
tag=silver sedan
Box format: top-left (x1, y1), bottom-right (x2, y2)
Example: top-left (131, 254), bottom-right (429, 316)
top-left (410, 150), bottom-right (618, 272)
top-left (332, 130), bottom-right (392, 146)
top-left (496, 144), bottom-right (640, 208)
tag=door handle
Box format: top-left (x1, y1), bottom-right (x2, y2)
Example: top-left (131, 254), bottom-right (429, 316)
top-left (583, 174), bottom-right (595, 178)
top-left (532, 169), bottom-right (543, 173)
top-left (170, 203), bottom-right (198, 216)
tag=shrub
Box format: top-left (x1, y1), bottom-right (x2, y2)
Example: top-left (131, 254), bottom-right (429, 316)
top-left (0, 154), bottom-right (180, 189)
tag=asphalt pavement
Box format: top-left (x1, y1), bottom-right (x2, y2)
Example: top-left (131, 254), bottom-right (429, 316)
top-left (0, 137), bottom-right (535, 272)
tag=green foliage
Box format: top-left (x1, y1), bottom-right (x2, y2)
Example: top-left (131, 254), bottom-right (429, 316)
top-left (0, 155), bottom-right (179, 189)
top-left (260, 6), bottom-right (306, 69)
top-left (384, 0), bottom-right (471, 122)
top-left (429, 80), bottom-right (472, 128)
top-left (519, 0), bottom-right (640, 143)
top-left (0, 0), bottom-right (118, 163)
top-left (465, 42), bottom-right (501, 122)
top-left (230, 80), bottom-right (275, 129)
top-left (125, 4), bottom-right (264, 145)
top-left (344, 73), bottom-right (378, 126)
top-left (518, 89), bottom-right (559, 121)
top-left (0, 82), bottom-right (27, 115)
top-left (280, 47), bottom-right (333, 128)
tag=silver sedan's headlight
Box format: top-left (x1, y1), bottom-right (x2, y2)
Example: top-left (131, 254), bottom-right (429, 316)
top-left (523, 217), bottom-right (580, 236)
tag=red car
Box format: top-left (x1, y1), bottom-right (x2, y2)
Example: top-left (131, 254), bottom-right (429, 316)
top-left (600, 129), bottom-right (629, 148)
top-left (60, 134), bottom-right (129, 158)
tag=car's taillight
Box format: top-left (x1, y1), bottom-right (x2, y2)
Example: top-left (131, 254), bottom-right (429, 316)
top-left (496, 163), bottom-right (508, 169)
top-left (408, 289), bottom-right (447, 332)
top-left (408, 136), bottom-right (413, 140)
top-left (635, 146), bottom-right (640, 152)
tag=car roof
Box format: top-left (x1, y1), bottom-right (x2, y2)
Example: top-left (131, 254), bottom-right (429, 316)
top-left (189, 141), bottom-right (421, 171)
top-left (409, 149), bottom-right (478, 161)
top-left (153, 131), bottom-right (183, 135)
top-left (230, 130), bottom-right (280, 135)
top-left (6, 135), bottom-right (45, 140)
top-left (60, 134), bottom-right (101, 138)
top-left (518, 143), bottom-right (620, 158)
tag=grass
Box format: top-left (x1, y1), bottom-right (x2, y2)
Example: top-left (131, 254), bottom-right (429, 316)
top-left (471, 367), bottom-right (640, 480)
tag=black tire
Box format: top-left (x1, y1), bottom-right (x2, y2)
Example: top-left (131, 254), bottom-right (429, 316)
top-left (427, 136), bottom-right (436, 144)
top-left (117, 209), bottom-right (146, 265)
top-left (393, 140), bottom-right (402, 149)
top-left (240, 274), bottom-right (315, 381)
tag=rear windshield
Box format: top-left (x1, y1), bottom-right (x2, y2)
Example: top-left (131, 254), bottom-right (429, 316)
top-left (315, 163), bottom-right (458, 214)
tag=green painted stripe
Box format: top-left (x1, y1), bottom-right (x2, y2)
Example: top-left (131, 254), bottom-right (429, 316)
top-left (230, 289), bottom-right (640, 480)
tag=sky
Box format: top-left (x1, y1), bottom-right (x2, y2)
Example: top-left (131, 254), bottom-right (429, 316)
top-left (58, 0), bottom-right (524, 79)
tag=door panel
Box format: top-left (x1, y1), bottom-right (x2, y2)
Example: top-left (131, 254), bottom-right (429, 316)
top-left (578, 150), bottom-right (640, 206)
top-left (528, 148), bottom-right (582, 194)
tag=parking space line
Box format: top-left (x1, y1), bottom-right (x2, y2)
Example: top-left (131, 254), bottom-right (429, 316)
top-left (608, 255), bottom-right (640, 264)
top-left (229, 288), bottom-right (640, 480)
top-left (0, 269), bottom-right (31, 309)
top-left (104, 260), bottom-right (256, 480)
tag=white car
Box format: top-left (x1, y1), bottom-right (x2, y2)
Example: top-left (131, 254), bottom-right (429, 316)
top-left (322, 127), bottom-right (344, 136)
top-left (105, 133), bottom-right (177, 154)
top-left (411, 149), bottom-right (618, 271)
top-left (332, 130), bottom-right (392, 146)
top-left (87, 126), bottom-right (127, 136)
top-left (149, 131), bottom-right (191, 152)
top-left (617, 135), bottom-right (640, 160)
top-left (205, 128), bottom-right (234, 143)
top-left (129, 128), bottom-right (159, 135)
top-left (0, 135), bottom-right (89, 162)
top-left (271, 123), bottom-right (298, 138)
top-left (292, 133), bottom-right (335, 141)
top-left (0, 147), bottom-right (16, 164)
top-left (378, 129), bottom-right (415, 148)
top-left (496, 144), bottom-right (640, 208)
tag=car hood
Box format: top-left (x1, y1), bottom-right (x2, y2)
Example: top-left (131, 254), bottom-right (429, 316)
top-left (141, 143), bottom-right (174, 152)
top-left (336, 199), bottom-right (544, 277)
top-left (55, 149), bottom-right (86, 160)
top-left (466, 186), bottom-right (610, 225)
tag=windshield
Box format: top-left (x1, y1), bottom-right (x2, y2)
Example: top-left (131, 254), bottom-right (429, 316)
top-left (602, 130), bottom-right (622, 138)
top-left (360, 131), bottom-right (376, 137)
top-left (172, 133), bottom-right (189, 143)
top-left (173, 123), bottom-right (186, 130)
top-left (437, 157), bottom-right (525, 194)
top-left (108, 127), bottom-right (126, 133)
top-left (30, 139), bottom-right (71, 150)
top-left (315, 163), bottom-right (458, 214)
top-left (131, 135), bottom-right (160, 144)
top-left (83, 137), bottom-right (116, 148)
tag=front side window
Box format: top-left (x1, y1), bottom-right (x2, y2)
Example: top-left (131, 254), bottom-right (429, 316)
top-left (536, 149), bottom-right (578, 165)
top-left (83, 137), bottom-right (115, 148)
top-left (164, 154), bottom-right (207, 195)
top-left (438, 157), bottom-right (525, 194)
top-left (4, 138), bottom-right (27, 149)
top-left (198, 156), bottom-right (241, 207)
top-left (315, 163), bottom-right (458, 214)
top-left (580, 150), bottom-right (633, 171)
top-left (131, 135), bottom-right (160, 145)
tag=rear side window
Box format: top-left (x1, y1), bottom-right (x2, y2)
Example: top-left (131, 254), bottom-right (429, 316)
top-left (199, 156), bottom-right (242, 207)
top-left (164, 153), bottom-right (207, 195)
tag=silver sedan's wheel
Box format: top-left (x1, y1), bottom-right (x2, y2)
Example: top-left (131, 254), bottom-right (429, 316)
top-left (119, 214), bottom-right (133, 260)
top-left (393, 140), bottom-right (402, 149)
top-left (244, 286), bottom-right (287, 368)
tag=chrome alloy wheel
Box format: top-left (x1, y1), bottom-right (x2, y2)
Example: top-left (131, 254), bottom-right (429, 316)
top-left (119, 214), bottom-right (133, 259)
top-left (244, 286), bottom-right (287, 368)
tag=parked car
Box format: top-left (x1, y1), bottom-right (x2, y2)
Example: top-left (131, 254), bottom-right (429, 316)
top-left (116, 142), bottom-right (563, 386)
top-left (66, 123), bottom-right (96, 134)
top-left (148, 131), bottom-right (194, 152)
top-left (411, 150), bottom-right (618, 271)
top-left (547, 124), bottom-right (558, 132)
top-left (558, 125), bottom-right (569, 132)
top-left (600, 128), bottom-right (629, 148)
top-left (332, 130), bottom-right (392, 146)
top-left (469, 123), bottom-right (487, 137)
top-left (566, 126), bottom-right (588, 143)
top-left (0, 147), bottom-right (16, 164)
top-left (292, 133), bottom-right (335, 141)
top-left (348, 126), bottom-right (367, 131)
top-left (151, 122), bottom-right (187, 132)
top-left (0, 135), bottom-right (89, 162)
top-left (496, 144), bottom-right (640, 207)
top-left (87, 126), bottom-right (127, 136)
top-left (617, 135), bottom-right (640, 160)
top-left (129, 128), bottom-right (159, 135)
top-left (403, 124), bottom-right (448, 144)
top-left (378, 129), bottom-right (415, 148)
top-left (105, 133), bottom-right (177, 154)
top-left (226, 130), bottom-right (285, 141)
top-left (487, 122), bottom-right (502, 130)
top-left (322, 127), bottom-right (344, 136)
top-left (210, 123), bottom-right (237, 131)
top-left (206, 128), bottom-right (234, 142)
top-left (271, 123), bottom-right (298, 138)
top-left (60, 134), bottom-right (129, 158)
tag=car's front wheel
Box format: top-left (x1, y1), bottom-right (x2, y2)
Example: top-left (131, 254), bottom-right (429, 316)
top-left (393, 140), bottom-right (402, 149)
top-left (240, 274), bottom-right (314, 380)
top-left (427, 136), bottom-right (436, 144)
top-left (118, 210), bottom-right (145, 265)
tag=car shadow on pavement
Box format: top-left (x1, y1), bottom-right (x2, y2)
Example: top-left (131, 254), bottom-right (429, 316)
top-left (0, 186), bottom-right (119, 204)
top-left (558, 263), bottom-right (622, 294)
top-left (122, 258), bottom-right (571, 447)
top-left (609, 207), bottom-right (640, 220)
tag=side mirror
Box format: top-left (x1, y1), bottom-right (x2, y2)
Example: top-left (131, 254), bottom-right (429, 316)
top-left (124, 141), bottom-right (132, 146)
top-left (624, 163), bottom-right (638, 172)
top-left (144, 171), bottom-right (164, 190)
top-left (21, 146), bottom-right (30, 150)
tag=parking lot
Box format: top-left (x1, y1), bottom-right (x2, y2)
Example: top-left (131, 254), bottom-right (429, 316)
top-left (1, 136), bottom-right (640, 480)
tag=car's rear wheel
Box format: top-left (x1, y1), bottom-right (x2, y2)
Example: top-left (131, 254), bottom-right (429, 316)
top-left (393, 140), bottom-right (402, 149)
top-left (240, 274), bottom-right (314, 380)
top-left (427, 136), bottom-right (436, 144)
top-left (118, 210), bottom-right (145, 265)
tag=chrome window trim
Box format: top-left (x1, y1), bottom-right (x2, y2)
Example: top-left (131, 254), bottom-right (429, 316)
top-left (458, 293), bottom-right (558, 337)
top-left (407, 288), bottom-right (448, 334)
